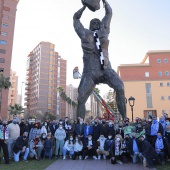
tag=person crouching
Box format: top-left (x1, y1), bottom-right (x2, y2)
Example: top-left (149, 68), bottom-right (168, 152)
top-left (62, 134), bottom-right (74, 159)
top-left (13, 132), bottom-right (29, 162)
top-left (29, 135), bottom-right (43, 160)
top-left (72, 136), bottom-right (83, 160)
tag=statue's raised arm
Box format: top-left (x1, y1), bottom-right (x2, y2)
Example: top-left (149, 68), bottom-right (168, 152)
top-left (101, 0), bottom-right (112, 33)
top-left (73, 6), bottom-right (86, 39)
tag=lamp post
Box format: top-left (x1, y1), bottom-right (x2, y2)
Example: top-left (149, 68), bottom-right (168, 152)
top-left (128, 96), bottom-right (135, 122)
top-left (20, 82), bottom-right (25, 107)
top-left (69, 84), bottom-right (73, 119)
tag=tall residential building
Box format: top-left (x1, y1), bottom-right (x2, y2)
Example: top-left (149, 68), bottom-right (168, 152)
top-left (25, 42), bottom-right (67, 118)
top-left (0, 0), bottom-right (19, 119)
top-left (118, 50), bottom-right (170, 119)
top-left (8, 69), bottom-right (18, 106)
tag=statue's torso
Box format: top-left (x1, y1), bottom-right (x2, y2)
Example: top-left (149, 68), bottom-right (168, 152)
top-left (81, 28), bottom-right (111, 71)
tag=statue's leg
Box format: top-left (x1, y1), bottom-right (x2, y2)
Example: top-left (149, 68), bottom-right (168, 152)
top-left (104, 69), bottom-right (126, 119)
top-left (77, 73), bottom-right (95, 120)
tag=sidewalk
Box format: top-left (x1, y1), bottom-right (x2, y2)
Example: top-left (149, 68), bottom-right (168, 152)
top-left (45, 159), bottom-right (150, 170)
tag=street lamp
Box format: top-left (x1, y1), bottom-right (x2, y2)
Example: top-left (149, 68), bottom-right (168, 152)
top-left (20, 82), bottom-right (25, 107)
top-left (128, 96), bottom-right (135, 122)
top-left (69, 84), bottom-right (73, 119)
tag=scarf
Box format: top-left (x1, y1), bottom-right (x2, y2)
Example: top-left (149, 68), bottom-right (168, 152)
top-left (93, 30), bottom-right (104, 70)
top-left (1, 125), bottom-right (9, 140)
top-left (115, 141), bottom-right (120, 156)
top-left (151, 121), bottom-right (159, 136)
top-left (155, 138), bottom-right (164, 154)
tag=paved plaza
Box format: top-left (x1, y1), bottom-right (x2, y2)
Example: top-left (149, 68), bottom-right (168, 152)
top-left (46, 159), bottom-right (149, 170)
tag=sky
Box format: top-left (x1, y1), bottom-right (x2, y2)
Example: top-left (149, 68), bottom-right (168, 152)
top-left (11, 0), bottom-right (170, 100)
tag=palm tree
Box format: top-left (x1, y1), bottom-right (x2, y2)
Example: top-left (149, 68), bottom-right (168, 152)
top-left (0, 73), bottom-right (11, 114)
top-left (93, 87), bottom-right (100, 118)
top-left (8, 104), bottom-right (24, 116)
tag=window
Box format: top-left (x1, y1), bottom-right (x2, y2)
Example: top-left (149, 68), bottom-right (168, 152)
top-left (164, 59), bottom-right (168, 63)
top-left (3, 6), bottom-right (10, 12)
top-left (157, 59), bottom-right (161, 63)
top-left (145, 72), bottom-right (149, 77)
top-left (0, 68), bottom-right (4, 72)
top-left (1, 32), bottom-right (7, 36)
top-left (0, 40), bottom-right (7, 45)
top-left (167, 82), bottom-right (170, 87)
top-left (0, 59), bottom-right (5, 63)
top-left (168, 96), bottom-right (170, 100)
top-left (3, 15), bottom-right (9, 19)
top-left (165, 71), bottom-right (169, 76)
top-left (161, 96), bottom-right (165, 100)
top-left (145, 83), bottom-right (153, 108)
top-left (0, 49), bottom-right (6, 54)
top-left (158, 72), bottom-right (162, 76)
top-left (2, 23), bottom-right (8, 28)
top-left (160, 82), bottom-right (163, 87)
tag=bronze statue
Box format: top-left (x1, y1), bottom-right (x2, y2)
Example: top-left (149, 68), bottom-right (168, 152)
top-left (73, 0), bottom-right (126, 119)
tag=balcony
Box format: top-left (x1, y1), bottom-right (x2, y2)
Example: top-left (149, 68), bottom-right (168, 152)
top-left (25, 87), bottom-right (31, 91)
top-left (25, 92), bottom-right (31, 95)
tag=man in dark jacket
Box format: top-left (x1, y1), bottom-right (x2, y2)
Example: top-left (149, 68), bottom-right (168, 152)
top-left (75, 119), bottom-right (84, 140)
top-left (19, 119), bottom-right (29, 136)
top-left (92, 120), bottom-right (102, 141)
top-left (139, 135), bottom-right (158, 168)
top-left (82, 134), bottom-right (97, 160)
top-left (13, 132), bottom-right (29, 162)
top-left (105, 120), bottom-right (115, 138)
top-left (49, 120), bottom-right (58, 136)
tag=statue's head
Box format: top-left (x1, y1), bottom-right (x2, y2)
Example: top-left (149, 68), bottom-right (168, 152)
top-left (89, 18), bottom-right (101, 31)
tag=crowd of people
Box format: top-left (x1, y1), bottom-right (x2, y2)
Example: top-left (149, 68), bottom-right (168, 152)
top-left (0, 113), bottom-right (170, 169)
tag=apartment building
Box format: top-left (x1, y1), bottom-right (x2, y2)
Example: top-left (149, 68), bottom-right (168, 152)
top-left (25, 42), bottom-right (67, 118)
top-left (0, 0), bottom-right (19, 118)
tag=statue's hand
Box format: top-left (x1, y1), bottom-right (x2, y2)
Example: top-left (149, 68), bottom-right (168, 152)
top-left (81, 0), bottom-right (85, 5)
top-left (102, 0), bottom-right (106, 4)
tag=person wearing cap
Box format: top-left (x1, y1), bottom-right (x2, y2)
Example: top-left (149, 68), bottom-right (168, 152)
top-left (8, 118), bottom-right (20, 159)
top-left (0, 120), bottom-right (10, 164)
top-left (13, 132), bottom-right (29, 162)
top-left (138, 135), bottom-right (158, 168)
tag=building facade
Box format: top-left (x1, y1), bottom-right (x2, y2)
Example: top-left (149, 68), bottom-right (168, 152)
top-left (118, 51), bottom-right (170, 120)
top-left (8, 69), bottom-right (18, 106)
top-left (25, 42), bottom-right (67, 118)
top-left (0, 0), bottom-right (19, 119)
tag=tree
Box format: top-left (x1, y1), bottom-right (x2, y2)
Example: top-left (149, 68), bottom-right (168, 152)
top-left (42, 111), bottom-right (56, 122)
top-left (8, 104), bottom-right (24, 116)
top-left (57, 86), bottom-right (77, 108)
top-left (93, 87), bottom-right (101, 117)
top-left (0, 73), bottom-right (11, 115)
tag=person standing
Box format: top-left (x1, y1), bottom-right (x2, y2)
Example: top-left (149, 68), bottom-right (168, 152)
top-left (8, 118), bottom-right (20, 159)
top-left (54, 124), bottom-right (66, 158)
top-left (0, 120), bottom-right (9, 164)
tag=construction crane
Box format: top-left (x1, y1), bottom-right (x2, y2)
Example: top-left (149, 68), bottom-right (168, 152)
top-left (73, 67), bottom-right (116, 120)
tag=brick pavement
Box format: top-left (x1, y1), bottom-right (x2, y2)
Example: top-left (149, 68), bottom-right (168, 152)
top-left (45, 159), bottom-right (151, 170)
